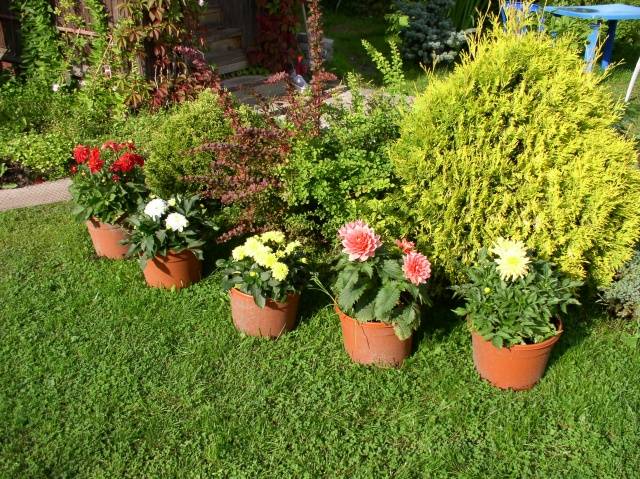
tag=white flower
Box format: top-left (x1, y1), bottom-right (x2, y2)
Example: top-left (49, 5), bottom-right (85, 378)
top-left (52, 83), bottom-right (60, 92)
top-left (198, 0), bottom-right (205, 6)
top-left (144, 198), bottom-right (167, 220)
top-left (165, 212), bottom-right (189, 232)
top-left (491, 238), bottom-right (530, 282)
top-left (167, 198), bottom-right (177, 207)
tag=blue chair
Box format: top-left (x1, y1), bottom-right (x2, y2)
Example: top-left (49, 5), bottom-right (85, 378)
top-left (500, 2), bottom-right (544, 32)
top-left (500, 2), bottom-right (541, 23)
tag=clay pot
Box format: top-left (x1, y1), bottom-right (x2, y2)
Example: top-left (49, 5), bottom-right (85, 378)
top-left (229, 288), bottom-right (299, 338)
top-left (143, 250), bottom-right (202, 290)
top-left (471, 320), bottom-right (563, 391)
top-left (86, 218), bottom-right (129, 259)
top-left (335, 305), bottom-right (412, 367)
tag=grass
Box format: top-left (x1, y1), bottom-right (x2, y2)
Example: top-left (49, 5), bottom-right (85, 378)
top-left (1, 203), bottom-right (640, 477)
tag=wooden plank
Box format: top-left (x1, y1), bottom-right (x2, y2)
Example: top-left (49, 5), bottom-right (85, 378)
top-left (219, 0), bottom-right (257, 48)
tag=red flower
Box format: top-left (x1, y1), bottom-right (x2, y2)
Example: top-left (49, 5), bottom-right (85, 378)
top-left (102, 140), bottom-right (124, 152)
top-left (111, 174), bottom-right (120, 182)
top-left (70, 165), bottom-right (78, 174)
top-left (73, 145), bottom-right (90, 164)
top-left (395, 238), bottom-right (416, 254)
top-left (88, 148), bottom-right (104, 173)
top-left (110, 152), bottom-right (144, 173)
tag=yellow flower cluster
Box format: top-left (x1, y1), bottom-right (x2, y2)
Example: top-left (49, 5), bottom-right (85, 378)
top-left (231, 232), bottom-right (303, 282)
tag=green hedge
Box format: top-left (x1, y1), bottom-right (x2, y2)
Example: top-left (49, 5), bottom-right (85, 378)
top-left (388, 21), bottom-right (640, 286)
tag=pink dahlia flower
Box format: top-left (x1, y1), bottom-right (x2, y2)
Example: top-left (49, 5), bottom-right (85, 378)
top-left (402, 252), bottom-right (431, 285)
top-left (395, 238), bottom-right (416, 254)
top-left (338, 220), bottom-right (382, 262)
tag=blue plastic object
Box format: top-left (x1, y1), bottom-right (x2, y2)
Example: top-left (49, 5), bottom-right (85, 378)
top-left (544, 4), bottom-right (640, 69)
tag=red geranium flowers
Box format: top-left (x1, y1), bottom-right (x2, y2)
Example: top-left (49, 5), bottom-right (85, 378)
top-left (71, 141), bottom-right (144, 178)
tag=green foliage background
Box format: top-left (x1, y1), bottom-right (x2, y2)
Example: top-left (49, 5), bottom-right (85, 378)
top-left (136, 91), bottom-right (232, 197)
top-left (388, 22), bottom-right (640, 287)
top-left (281, 88), bottom-right (400, 241)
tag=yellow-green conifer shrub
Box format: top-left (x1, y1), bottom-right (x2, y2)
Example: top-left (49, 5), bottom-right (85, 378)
top-left (389, 21), bottom-right (640, 286)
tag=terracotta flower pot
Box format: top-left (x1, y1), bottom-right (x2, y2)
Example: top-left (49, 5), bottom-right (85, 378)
top-left (143, 250), bottom-right (202, 290)
top-left (335, 305), bottom-right (412, 367)
top-left (471, 319), bottom-right (563, 391)
top-left (229, 288), bottom-right (300, 338)
top-left (86, 218), bottom-right (129, 259)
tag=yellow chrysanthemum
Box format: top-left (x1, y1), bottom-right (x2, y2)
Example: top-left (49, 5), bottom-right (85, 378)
top-left (243, 237), bottom-right (267, 258)
top-left (260, 231), bottom-right (286, 244)
top-left (283, 240), bottom-right (302, 255)
top-left (491, 238), bottom-right (530, 282)
top-left (253, 248), bottom-right (276, 267)
top-left (231, 246), bottom-right (247, 261)
top-left (270, 262), bottom-right (289, 281)
top-left (300, 257), bottom-right (308, 264)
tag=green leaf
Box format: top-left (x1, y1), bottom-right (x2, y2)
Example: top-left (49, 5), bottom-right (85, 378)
top-left (374, 282), bottom-right (401, 320)
top-left (338, 281), bottom-right (368, 312)
top-left (381, 260), bottom-right (404, 280)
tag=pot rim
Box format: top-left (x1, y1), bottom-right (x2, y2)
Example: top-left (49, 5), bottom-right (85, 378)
top-left (89, 216), bottom-right (127, 227)
top-left (334, 303), bottom-right (397, 329)
top-left (230, 287), bottom-right (299, 304)
top-left (471, 318), bottom-right (564, 351)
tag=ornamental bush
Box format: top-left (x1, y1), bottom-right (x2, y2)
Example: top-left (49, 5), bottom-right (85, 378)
top-left (390, 0), bottom-right (466, 66)
top-left (281, 88), bottom-right (400, 241)
top-left (602, 251), bottom-right (640, 320)
top-left (142, 90), bottom-right (231, 196)
top-left (388, 20), bottom-right (640, 286)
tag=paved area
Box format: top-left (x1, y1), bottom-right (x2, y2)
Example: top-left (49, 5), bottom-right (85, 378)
top-left (0, 178), bottom-right (71, 212)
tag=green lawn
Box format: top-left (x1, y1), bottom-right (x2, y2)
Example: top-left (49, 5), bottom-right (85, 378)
top-left (1, 203), bottom-right (639, 477)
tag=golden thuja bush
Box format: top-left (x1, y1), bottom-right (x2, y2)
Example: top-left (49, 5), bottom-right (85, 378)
top-left (388, 18), bottom-right (640, 286)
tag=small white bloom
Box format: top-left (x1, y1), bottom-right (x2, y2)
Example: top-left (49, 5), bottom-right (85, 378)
top-left (52, 83), bottom-right (60, 92)
top-left (144, 198), bottom-right (167, 220)
top-left (198, 0), bottom-right (205, 6)
top-left (165, 212), bottom-right (189, 232)
top-left (167, 198), bottom-right (177, 207)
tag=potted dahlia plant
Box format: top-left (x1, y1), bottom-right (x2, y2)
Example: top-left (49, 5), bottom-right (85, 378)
top-left (217, 232), bottom-right (308, 338)
top-left (327, 220), bottom-right (432, 367)
top-left (452, 238), bottom-right (582, 390)
top-left (127, 195), bottom-right (217, 289)
top-left (69, 141), bottom-right (146, 259)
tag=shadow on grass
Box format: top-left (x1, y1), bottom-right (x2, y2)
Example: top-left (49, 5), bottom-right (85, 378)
top-left (412, 293), bottom-right (463, 353)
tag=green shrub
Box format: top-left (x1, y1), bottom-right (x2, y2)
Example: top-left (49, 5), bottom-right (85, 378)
top-left (280, 88), bottom-right (400, 240)
top-left (0, 131), bottom-right (73, 178)
top-left (141, 90), bottom-right (231, 196)
top-left (389, 0), bottom-right (466, 66)
top-left (602, 251), bottom-right (640, 320)
top-left (388, 21), bottom-right (640, 287)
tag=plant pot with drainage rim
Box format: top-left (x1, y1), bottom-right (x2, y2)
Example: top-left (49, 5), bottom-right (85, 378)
top-left (452, 238), bottom-right (581, 390)
top-left (127, 194), bottom-right (218, 289)
top-left (218, 231), bottom-right (309, 338)
top-left (68, 140), bottom-right (146, 259)
top-left (317, 220), bottom-right (432, 367)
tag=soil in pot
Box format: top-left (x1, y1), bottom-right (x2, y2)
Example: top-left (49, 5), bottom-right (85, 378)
top-left (143, 250), bottom-right (202, 289)
top-left (471, 320), bottom-right (563, 391)
top-left (86, 218), bottom-right (129, 259)
top-left (335, 305), bottom-right (412, 367)
top-left (230, 288), bottom-right (299, 339)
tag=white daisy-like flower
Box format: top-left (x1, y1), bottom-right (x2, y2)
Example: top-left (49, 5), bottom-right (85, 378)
top-left (165, 213), bottom-right (189, 232)
top-left (491, 237), bottom-right (530, 282)
top-left (144, 198), bottom-right (167, 220)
